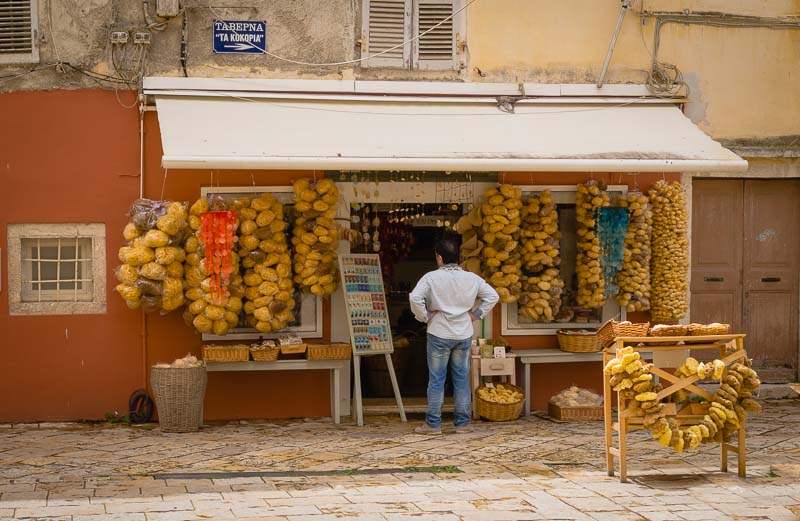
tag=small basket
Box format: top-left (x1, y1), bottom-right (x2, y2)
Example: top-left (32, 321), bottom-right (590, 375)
top-left (598, 320), bottom-right (650, 347)
top-left (548, 402), bottom-right (603, 421)
top-left (557, 330), bottom-right (601, 353)
top-left (686, 323), bottom-right (730, 342)
top-left (279, 343), bottom-right (307, 355)
top-left (307, 343), bottom-right (352, 360)
top-left (475, 384), bottom-right (525, 422)
top-left (250, 347), bottom-right (280, 362)
top-left (202, 345), bottom-right (249, 362)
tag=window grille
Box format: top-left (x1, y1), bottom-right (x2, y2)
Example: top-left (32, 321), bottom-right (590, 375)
top-left (20, 237), bottom-right (94, 302)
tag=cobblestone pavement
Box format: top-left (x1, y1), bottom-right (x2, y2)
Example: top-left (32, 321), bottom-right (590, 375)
top-left (1, 400), bottom-right (799, 520)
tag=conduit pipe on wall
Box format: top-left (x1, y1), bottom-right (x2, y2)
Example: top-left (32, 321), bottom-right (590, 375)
top-left (596, 0), bottom-right (630, 88)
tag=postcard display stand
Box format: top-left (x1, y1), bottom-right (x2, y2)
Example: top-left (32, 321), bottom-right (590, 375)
top-left (340, 254), bottom-right (406, 426)
top-left (603, 334), bottom-right (748, 483)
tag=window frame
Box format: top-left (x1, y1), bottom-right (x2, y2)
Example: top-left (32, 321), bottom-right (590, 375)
top-left (361, 0), bottom-right (464, 71)
top-left (501, 185), bottom-right (628, 336)
top-left (199, 185), bottom-right (324, 341)
top-left (0, 0), bottom-right (40, 65)
top-left (7, 223), bottom-right (106, 315)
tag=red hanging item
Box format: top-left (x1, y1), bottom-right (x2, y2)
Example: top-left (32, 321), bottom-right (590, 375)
top-left (199, 211), bottom-right (238, 305)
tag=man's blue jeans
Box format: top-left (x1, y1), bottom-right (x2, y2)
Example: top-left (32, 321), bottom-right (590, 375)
top-left (426, 333), bottom-right (472, 428)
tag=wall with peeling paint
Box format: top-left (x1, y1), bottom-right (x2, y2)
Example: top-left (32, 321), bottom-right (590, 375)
top-left (1, 0), bottom-right (797, 142)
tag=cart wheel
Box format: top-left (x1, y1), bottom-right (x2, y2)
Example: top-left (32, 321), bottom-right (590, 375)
top-left (128, 389), bottom-right (154, 424)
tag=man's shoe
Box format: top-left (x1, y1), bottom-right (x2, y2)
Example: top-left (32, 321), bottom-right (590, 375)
top-left (454, 425), bottom-right (473, 434)
top-left (414, 423), bottom-right (442, 435)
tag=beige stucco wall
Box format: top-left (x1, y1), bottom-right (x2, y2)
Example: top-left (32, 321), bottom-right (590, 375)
top-left (1, 0), bottom-right (798, 142)
top-left (466, 0), bottom-right (800, 140)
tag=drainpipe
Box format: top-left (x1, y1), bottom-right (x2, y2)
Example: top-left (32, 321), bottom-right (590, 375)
top-left (139, 93), bottom-right (144, 198)
top-left (597, 0), bottom-right (630, 88)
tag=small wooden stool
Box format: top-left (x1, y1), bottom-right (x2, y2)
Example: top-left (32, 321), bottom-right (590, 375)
top-left (470, 352), bottom-right (516, 419)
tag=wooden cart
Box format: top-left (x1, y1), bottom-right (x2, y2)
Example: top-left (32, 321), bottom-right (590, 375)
top-left (603, 334), bottom-right (747, 482)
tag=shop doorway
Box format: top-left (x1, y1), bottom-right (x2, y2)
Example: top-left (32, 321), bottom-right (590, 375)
top-left (691, 179), bottom-right (800, 382)
top-left (349, 202), bottom-right (464, 401)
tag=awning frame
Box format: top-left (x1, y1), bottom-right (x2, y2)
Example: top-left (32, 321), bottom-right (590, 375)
top-left (145, 77), bottom-right (747, 173)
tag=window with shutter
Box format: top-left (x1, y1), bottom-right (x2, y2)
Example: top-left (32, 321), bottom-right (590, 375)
top-left (363, 0), bottom-right (411, 68)
top-left (0, 0), bottom-right (38, 64)
top-left (362, 0), bottom-right (462, 70)
top-left (413, 0), bottom-right (455, 70)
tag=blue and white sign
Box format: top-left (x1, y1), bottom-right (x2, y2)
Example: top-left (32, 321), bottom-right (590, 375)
top-left (213, 20), bottom-right (266, 54)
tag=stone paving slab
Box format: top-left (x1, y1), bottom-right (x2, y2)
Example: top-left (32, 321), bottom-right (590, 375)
top-left (0, 401), bottom-right (799, 520)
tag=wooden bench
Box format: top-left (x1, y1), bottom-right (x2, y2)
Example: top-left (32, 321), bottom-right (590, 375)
top-left (206, 359), bottom-right (349, 424)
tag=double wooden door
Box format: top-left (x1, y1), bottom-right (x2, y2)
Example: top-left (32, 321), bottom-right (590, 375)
top-left (691, 179), bottom-right (800, 382)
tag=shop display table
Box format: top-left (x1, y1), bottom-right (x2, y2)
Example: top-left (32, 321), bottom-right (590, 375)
top-left (470, 353), bottom-right (516, 419)
top-left (206, 360), bottom-right (348, 424)
top-left (516, 348), bottom-right (653, 417)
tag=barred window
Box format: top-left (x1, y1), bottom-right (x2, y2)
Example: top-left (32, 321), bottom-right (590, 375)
top-left (20, 237), bottom-right (94, 302)
top-left (8, 223), bottom-right (106, 315)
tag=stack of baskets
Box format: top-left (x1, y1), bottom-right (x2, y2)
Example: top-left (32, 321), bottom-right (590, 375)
top-left (150, 364), bottom-right (207, 433)
top-left (598, 320), bottom-right (650, 347)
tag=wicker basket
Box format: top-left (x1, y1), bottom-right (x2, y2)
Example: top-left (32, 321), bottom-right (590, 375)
top-left (548, 402), bottom-right (603, 421)
top-left (307, 343), bottom-right (352, 360)
top-left (250, 347), bottom-right (280, 362)
top-left (475, 384), bottom-right (525, 422)
top-left (598, 320), bottom-right (650, 347)
top-left (150, 365), bottom-right (207, 433)
top-left (202, 345), bottom-right (249, 362)
top-left (687, 323), bottom-right (730, 336)
top-left (557, 330), bottom-right (601, 353)
top-left (279, 343), bottom-right (307, 355)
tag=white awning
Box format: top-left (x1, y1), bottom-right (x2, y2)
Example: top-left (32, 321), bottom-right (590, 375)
top-left (150, 87), bottom-right (746, 173)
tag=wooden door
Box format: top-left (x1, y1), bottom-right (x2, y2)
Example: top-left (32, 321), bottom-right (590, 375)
top-left (691, 180), bottom-right (743, 361)
top-left (691, 179), bottom-right (799, 381)
top-left (743, 180), bottom-right (800, 381)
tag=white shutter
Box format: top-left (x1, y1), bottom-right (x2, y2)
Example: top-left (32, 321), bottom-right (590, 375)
top-left (0, 0), bottom-right (38, 64)
top-left (413, 0), bottom-right (455, 70)
top-left (362, 0), bottom-right (411, 68)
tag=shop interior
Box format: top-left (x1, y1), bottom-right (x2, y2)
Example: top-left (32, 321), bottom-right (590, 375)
top-left (349, 201), bottom-right (464, 400)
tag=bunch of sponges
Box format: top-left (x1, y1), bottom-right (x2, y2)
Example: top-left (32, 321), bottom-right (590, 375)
top-left (291, 178), bottom-right (340, 297)
top-left (116, 199), bottom-right (190, 313)
top-left (480, 184), bottom-right (523, 303)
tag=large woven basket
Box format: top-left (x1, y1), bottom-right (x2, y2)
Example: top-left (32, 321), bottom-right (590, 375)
top-left (597, 320), bottom-right (650, 347)
top-left (150, 365), bottom-right (207, 433)
top-left (557, 331), bottom-right (601, 353)
top-left (475, 384), bottom-right (525, 422)
top-left (307, 343), bottom-right (352, 360)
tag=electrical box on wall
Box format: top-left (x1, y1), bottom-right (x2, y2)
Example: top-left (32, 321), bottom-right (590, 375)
top-left (156, 0), bottom-right (180, 18)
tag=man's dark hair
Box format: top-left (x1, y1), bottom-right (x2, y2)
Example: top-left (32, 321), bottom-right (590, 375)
top-left (435, 238), bottom-right (460, 265)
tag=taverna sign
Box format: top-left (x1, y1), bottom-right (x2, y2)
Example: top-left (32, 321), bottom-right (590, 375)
top-left (213, 20), bottom-right (267, 54)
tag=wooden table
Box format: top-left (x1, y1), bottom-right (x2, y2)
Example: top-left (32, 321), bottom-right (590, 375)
top-left (515, 348), bottom-right (653, 417)
top-left (206, 359), bottom-right (349, 424)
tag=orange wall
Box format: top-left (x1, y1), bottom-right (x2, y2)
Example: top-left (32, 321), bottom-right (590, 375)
top-left (142, 113), bottom-right (332, 420)
top-left (0, 89), bottom-right (686, 420)
top-left (0, 90), bottom-right (143, 422)
top-left (494, 172), bottom-right (682, 410)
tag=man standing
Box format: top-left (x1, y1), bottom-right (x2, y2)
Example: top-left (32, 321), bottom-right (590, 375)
top-left (409, 238), bottom-right (499, 434)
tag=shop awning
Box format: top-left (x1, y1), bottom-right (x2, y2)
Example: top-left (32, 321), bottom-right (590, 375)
top-left (147, 80), bottom-right (746, 173)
